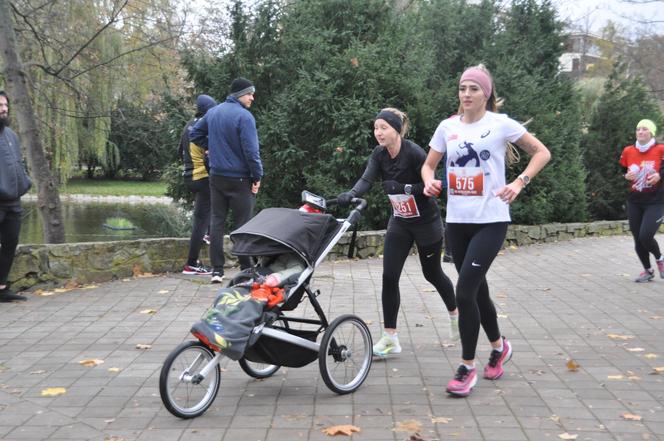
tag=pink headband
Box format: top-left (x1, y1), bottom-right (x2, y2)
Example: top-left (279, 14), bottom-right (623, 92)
top-left (460, 68), bottom-right (492, 99)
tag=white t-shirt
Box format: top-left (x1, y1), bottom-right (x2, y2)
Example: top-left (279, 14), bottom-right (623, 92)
top-left (429, 111), bottom-right (526, 223)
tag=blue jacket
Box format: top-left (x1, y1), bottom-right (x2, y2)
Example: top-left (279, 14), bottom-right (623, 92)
top-left (189, 96), bottom-right (263, 181)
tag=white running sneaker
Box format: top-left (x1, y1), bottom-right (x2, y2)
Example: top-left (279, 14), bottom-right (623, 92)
top-left (373, 332), bottom-right (401, 357)
top-left (449, 314), bottom-right (460, 341)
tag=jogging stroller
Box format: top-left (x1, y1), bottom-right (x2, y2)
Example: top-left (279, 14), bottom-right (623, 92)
top-left (159, 192), bottom-right (373, 419)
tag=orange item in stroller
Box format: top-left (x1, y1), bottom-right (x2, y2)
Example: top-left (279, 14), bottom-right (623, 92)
top-left (250, 282), bottom-right (285, 309)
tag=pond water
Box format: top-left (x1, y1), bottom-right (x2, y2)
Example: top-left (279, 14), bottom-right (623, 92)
top-left (19, 201), bottom-right (190, 244)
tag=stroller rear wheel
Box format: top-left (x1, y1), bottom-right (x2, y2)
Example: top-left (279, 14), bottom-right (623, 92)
top-left (318, 314), bottom-right (373, 394)
top-left (159, 341), bottom-right (221, 419)
top-left (238, 359), bottom-right (280, 378)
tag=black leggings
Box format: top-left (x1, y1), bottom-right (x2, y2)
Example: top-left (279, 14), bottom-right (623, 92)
top-left (0, 206), bottom-right (22, 286)
top-left (446, 222), bottom-right (508, 361)
top-left (186, 177), bottom-right (211, 266)
top-left (382, 218), bottom-right (456, 329)
top-left (627, 201), bottom-right (663, 270)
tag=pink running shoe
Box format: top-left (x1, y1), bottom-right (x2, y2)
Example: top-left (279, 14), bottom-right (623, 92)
top-left (446, 365), bottom-right (477, 397)
top-left (657, 258), bottom-right (664, 279)
top-left (483, 337), bottom-right (513, 380)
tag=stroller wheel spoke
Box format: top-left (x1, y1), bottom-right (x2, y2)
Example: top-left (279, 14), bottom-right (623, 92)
top-left (319, 314), bottom-right (373, 394)
top-left (159, 341), bottom-right (221, 419)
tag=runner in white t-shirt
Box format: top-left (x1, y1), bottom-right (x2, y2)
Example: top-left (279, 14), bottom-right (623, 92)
top-left (422, 65), bottom-right (551, 397)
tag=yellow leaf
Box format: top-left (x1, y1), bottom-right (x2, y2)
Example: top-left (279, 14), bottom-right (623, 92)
top-left (607, 375), bottom-right (624, 380)
top-left (644, 353), bottom-right (657, 359)
top-left (322, 424), bottom-right (361, 436)
top-left (558, 433), bottom-right (578, 440)
top-left (607, 334), bottom-right (634, 340)
top-left (82, 285), bottom-right (99, 289)
top-left (430, 416), bottom-right (452, 424)
top-left (135, 344), bottom-right (152, 350)
top-left (104, 437), bottom-right (126, 441)
top-left (53, 288), bottom-right (71, 293)
top-left (41, 387), bottom-right (67, 397)
top-left (626, 347), bottom-right (645, 352)
top-left (393, 419), bottom-right (423, 433)
top-left (36, 290), bottom-right (55, 296)
top-left (139, 309), bottom-right (157, 315)
top-left (108, 367), bottom-right (121, 373)
top-left (158, 290), bottom-right (169, 294)
top-left (566, 359), bottom-right (580, 372)
top-left (78, 359), bottom-right (104, 367)
top-left (621, 413), bottom-right (642, 421)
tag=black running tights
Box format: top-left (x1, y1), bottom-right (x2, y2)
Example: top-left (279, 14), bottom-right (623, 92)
top-left (446, 222), bottom-right (508, 361)
top-left (627, 201), bottom-right (663, 270)
top-left (382, 221), bottom-right (456, 329)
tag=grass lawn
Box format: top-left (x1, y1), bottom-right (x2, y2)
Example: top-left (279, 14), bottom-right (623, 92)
top-left (60, 178), bottom-right (168, 197)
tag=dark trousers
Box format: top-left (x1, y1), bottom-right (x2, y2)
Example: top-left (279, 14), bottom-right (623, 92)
top-left (186, 177), bottom-right (211, 266)
top-left (381, 217), bottom-right (456, 329)
top-left (446, 222), bottom-right (508, 361)
top-left (209, 175), bottom-right (255, 273)
top-left (627, 201), bottom-right (664, 269)
top-left (0, 206), bottom-right (22, 286)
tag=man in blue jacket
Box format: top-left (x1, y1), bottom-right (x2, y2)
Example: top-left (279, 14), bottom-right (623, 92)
top-left (190, 78), bottom-right (263, 283)
top-left (0, 91), bottom-right (31, 301)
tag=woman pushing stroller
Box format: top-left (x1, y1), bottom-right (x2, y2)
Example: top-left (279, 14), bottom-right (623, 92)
top-left (337, 107), bottom-right (459, 357)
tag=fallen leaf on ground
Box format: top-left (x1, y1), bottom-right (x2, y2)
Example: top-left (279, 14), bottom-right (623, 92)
top-left (135, 344), bottom-right (152, 350)
top-left (79, 359), bottom-right (104, 367)
top-left (566, 359), bottom-right (580, 372)
top-left (497, 314), bottom-right (508, 318)
top-left (653, 367), bottom-right (664, 373)
top-left (35, 290), bottom-right (55, 296)
top-left (41, 387), bottom-right (67, 397)
top-left (139, 309), bottom-right (157, 315)
top-left (406, 434), bottom-right (432, 441)
top-left (558, 433), bottom-right (578, 440)
top-left (29, 370), bottom-right (46, 375)
top-left (649, 316), bottom-right (663, 320)
top-left (158, 290), bottom-right (169, 294)
top-left (607, 375), bottom-right (624, 380)
top-left (626, 347), bottom-right (645, 352)
top-left (430, 416), bottom-right (452, 424)
top-left (536, 287), bottom-right (551, 291)
top-left (607, 334), bottom-right (634, 340)
top-left (393, 420), bottom-right (423, 433)
top-left (550, 415), bottom-right (561, 424)
top-left (364, 320), bottom-right (373, 325)
top-left (81, 285), bottom-right (99, 289)
top-left (104, 437), bottom-right (125, 441)
top-left (644, 353), bottom-right (657, 359)
top-left (322, 424), bottom-right (361, 436)
top-left (621, 413), bottom-right (642, 421)
top-left (108, 367), bottom-right (121, 373)
top-left (54, 288), bottom-right (73, 293)
top-left (496, 293), bottom-right (507, 298)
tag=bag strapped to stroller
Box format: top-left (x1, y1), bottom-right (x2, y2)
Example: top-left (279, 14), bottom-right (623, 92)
top-left (159, 193), bottom-right (373, 419)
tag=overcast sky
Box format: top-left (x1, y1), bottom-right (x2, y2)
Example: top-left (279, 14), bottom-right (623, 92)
top-left (552, 0), bottom-right (664, 35)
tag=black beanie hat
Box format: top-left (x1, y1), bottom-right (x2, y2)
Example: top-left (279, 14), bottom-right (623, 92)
top-left (230, 77), bottom-right (255, 98)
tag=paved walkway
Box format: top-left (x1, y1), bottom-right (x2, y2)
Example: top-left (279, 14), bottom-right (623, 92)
top-left (1, 235), bottom-right (663, 441)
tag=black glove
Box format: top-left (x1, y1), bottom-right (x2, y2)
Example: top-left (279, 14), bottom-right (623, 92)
top-left (381, 180), bottom-right (405, 195)
top-left (337, 191), bottom-right (354, 207)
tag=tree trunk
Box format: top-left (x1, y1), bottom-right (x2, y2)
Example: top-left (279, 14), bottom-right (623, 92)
top-left (0, 0), bottom-right (65, 243)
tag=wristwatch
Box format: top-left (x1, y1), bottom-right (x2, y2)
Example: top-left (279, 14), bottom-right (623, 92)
top-left (517, 174), bottom-right (530, 187)
top-left (404, 184), bottom-right (413, 195)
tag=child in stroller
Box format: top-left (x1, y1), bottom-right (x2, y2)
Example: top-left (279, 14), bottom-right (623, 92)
top-left (159, 192), bottom-right (374, 419)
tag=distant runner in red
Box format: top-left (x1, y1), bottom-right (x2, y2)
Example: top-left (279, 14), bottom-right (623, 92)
top-left (619, 119), bottom-right (664, 283)
top-left (337, 107), bottom-right (459, 358)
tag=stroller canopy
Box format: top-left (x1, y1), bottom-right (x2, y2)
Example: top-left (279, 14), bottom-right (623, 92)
top-left (230, 208), bottom-right (342, 267)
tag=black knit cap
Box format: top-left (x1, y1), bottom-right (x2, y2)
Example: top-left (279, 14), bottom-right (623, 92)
top-left (230, 77), bottom-right (255, 98)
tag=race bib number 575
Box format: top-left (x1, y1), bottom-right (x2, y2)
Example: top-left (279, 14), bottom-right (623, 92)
top-left (448, 166), bottom-right (484, 196)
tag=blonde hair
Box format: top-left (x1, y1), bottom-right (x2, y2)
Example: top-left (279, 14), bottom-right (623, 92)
top-left (380, 107), bottom-right (410, 137)
top-left (457, 64), bottom-right (520, 166)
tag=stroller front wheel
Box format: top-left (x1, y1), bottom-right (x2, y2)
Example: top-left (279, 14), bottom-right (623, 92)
top-left (159, 341), bottom-right (221, 419)
top-left (318, 314), bottom-right (373, 394)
